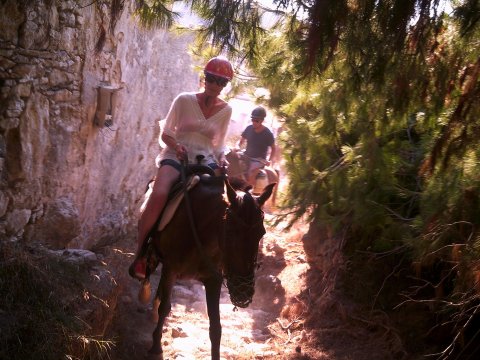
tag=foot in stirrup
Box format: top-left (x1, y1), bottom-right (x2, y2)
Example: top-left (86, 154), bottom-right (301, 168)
top-left (128, 257), bottom-right (147, 280)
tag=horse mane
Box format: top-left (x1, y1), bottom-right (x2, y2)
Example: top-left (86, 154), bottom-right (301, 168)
top-left (226, 176), bottom-right (252, 192)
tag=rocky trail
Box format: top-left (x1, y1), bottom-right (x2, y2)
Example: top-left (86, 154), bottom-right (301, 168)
top-left (109, 210), bottom-right (403, 360)
top-left (110, 213), bottom-right (309, 359)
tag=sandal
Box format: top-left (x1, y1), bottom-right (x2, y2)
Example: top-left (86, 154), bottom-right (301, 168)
top-left (128, 257), bottom-right (147, 280)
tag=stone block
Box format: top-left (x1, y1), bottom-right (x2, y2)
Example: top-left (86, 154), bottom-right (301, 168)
top-left (0, 117), bottom-right (20, 130)
top-left (59, 27), bottom-right (77, 52)
top-left (52, 89), bottom-right (73, 102)
top-left (31, 196), bottom-right (81, 249)
top-left (48, 68), bottom-right (69, 86)
top-left (0, 133), bottom-right (4, 154)
top-left (0, 191), bottom-right (9, 218)
top-left (0, 56), bottom-right (16, 70)
top-left (5, 208), bottom-right (31, 235)
top-left (60, 12), bottom-right (76, 28)
top-left (12, 64), bottom-right (38, 78)
top-left (18, 21), bottom-right (39, 49)
top-left (15, 83), bottom-right (31, 97)
top-left (0, 1), bottom-right (24, 45)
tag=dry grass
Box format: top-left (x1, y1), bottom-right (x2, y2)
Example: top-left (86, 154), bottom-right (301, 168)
top-left (0, 242), bottom-right (114, 360)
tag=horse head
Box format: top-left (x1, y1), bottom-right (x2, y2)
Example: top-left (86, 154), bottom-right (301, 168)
top-left (225, 150), bottom-right (245, 179)
top-left (223, 179), bottom-right (276, 308)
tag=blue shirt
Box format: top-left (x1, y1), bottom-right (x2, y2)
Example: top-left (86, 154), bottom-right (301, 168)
top-left (241, 125), bottom-right (274, 159)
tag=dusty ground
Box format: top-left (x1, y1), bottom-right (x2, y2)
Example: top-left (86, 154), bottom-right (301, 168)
top-left (108, 205), bottom-right (405, 360)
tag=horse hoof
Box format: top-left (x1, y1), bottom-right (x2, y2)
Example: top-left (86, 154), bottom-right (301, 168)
top-left (138, 279), bottom-right (151, 304)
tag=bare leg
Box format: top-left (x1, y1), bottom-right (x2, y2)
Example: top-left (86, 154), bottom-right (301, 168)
top-left (135, 165), bottom-right (179, 255)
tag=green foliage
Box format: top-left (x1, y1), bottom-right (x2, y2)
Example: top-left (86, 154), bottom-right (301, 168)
top-left (239, 4), bottom-right (479, 355)
top-left (246, 2), bottom-right (480, 247)
top-left (133, 0), bottom-right (178, 28)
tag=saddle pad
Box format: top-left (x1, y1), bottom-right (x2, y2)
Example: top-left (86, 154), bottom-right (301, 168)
top-left (157, 175), bottom-right (200, 231)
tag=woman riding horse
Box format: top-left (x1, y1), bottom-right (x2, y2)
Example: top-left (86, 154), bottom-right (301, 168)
top-left (129, 56), bottom-right (234, 280)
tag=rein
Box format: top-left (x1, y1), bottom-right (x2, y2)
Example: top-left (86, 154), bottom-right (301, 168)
top-left (180, 159), bottom-right (222, 280)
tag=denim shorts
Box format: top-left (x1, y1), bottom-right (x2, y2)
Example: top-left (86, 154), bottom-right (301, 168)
top-left (160, 159), bottom-right (219, 171)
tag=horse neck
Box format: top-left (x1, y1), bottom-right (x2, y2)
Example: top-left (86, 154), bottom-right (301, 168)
top-left (226, 154), bottom-right (243, 177)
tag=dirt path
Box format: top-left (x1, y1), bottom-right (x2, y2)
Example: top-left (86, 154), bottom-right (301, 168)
top-left (110, 212), bottom-right (309, 359)
top-left (109, 209), bottom-right (403, 360)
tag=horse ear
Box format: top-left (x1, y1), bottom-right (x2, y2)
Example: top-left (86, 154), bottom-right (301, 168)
top-left (257, 183), bottom-right (276, 207)
top-left (225, 178), bottom-right (239, 206)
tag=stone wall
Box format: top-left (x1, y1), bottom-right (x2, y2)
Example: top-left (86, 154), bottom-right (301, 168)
top-left (0, 0), bottom-right (199, 249)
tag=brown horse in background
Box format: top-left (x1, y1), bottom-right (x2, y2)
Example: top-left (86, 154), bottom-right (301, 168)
top-left (142, 166), bottom-right (275, 359)
top-left (225, 150), bottom-right (279, 207)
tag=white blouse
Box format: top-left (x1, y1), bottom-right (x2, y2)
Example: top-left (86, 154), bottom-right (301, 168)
top-left (156, 92), bottom-right (232, 166)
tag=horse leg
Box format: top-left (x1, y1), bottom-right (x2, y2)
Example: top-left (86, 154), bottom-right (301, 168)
top-left (149, 270), bottom-right (175, 355)
top-left (204, 275), bottom-right (223, 360)
top-left (151, 296), bottom-right (160, 324)
top-left (267, 169), bottom-right (279, 208)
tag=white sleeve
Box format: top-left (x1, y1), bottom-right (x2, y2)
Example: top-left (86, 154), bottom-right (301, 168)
top-left (215, 106), bottom-right (232, 156)
top-left (162, 94), bottom-right (181, 138)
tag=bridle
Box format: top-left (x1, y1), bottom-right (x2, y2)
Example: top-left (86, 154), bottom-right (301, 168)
top-left (179, 157), bottom-right (265, 308)
top-left (225, 199), bottom-right (265, 237)
top-left (223, 192), bottom-right (266, 308)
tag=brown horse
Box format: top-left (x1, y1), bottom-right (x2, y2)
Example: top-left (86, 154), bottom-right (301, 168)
top-left (143, 166), bottom-right (275, 359)
top-left (225, 150), bottom-right (279, 207)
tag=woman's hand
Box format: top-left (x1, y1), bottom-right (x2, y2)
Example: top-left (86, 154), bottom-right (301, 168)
top-left (218, 155), bottom-right (229, 168)
top-left (175, 143), bottom-right (187, 161)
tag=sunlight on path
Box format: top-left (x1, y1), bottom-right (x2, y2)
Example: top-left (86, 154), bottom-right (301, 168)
top-left (126, 214), bottom-right (309, 360)
top-left (141, 214), bottom-right (310, 360)
top-left (157, 282), bottom-right (276, 359)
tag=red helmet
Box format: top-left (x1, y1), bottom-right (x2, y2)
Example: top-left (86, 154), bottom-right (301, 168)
top-left (204, 56), bottom-right (234, 80)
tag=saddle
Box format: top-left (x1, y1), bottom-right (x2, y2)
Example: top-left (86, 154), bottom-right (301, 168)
top-left (140, 165), bottom-right (224, 275)
top-left (142, 164), bottom-right (221, 231)
top-left (157, 174), bottom-right (200, 231)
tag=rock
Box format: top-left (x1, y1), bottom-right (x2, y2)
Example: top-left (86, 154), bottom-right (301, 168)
top-left (62, 249), bottom-right (98, 264)
top-left (0, 190), bottom-right (9, 217)
top-left (190, 300), bottom-right (207, 314)
top-left (30, 196), bottom-right (81, 248)
top-left (252, 274), bottom-right (284, 309)
top-left (5, 208), bottom-right (31, 235)
top-left (172, 285), bottom-right (194, 300)
top-left (171, 327), bottom-right (187, 338)
top-left (0, 0), bottom-right (198, 253)
top-left (45, 248), bottom-right (98, 265)
top-left (15, 82), bottom-right (31, 97)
